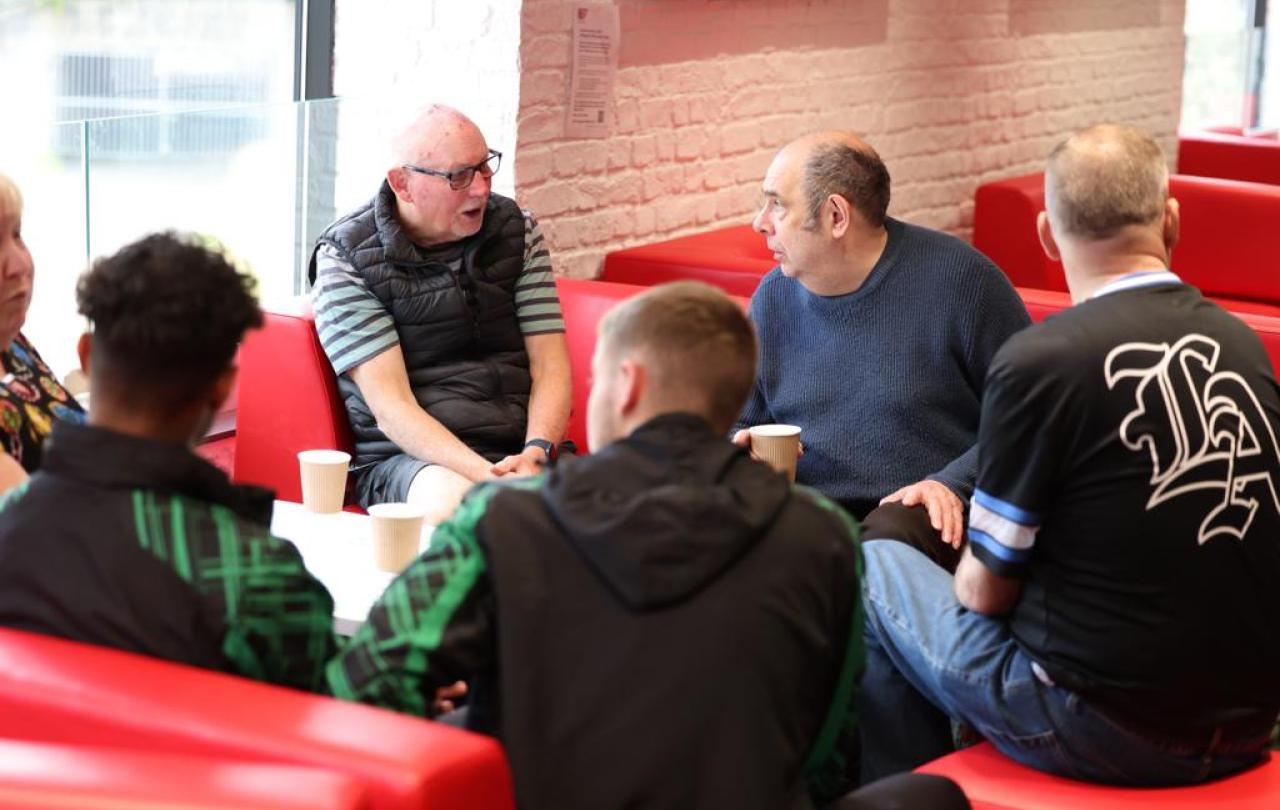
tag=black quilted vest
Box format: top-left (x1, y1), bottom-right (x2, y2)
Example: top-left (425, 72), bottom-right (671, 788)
top-left (309, 182), bottom-right (530, 468)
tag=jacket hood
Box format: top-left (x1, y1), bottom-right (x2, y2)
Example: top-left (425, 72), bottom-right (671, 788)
top-left (541, 413), bottom-right (792, 611)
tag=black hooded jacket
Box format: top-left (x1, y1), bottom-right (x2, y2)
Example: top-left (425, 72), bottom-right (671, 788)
top-left (332, 413), bottom-right (864, 809)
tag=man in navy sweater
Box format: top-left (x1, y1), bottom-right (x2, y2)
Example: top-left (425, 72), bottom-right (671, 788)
top-left (733, 131), bottom-right (1029, 568)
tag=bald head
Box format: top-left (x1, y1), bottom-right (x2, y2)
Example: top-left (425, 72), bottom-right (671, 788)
top-left (389, 104), bottom-right (485, 171)
top-left (782, 131), bottom-right (890, 229)
top-left (384, 104), bottom-right (494, 246)
top-left (1045, 124), bottom-right (1168, 241)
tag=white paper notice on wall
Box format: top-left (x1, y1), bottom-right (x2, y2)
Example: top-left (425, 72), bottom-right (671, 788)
top-left (566, 5), bottom-right (620, 139)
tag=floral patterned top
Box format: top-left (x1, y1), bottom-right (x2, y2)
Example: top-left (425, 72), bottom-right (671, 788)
top-left (0, 333), bottom-right (86, 472)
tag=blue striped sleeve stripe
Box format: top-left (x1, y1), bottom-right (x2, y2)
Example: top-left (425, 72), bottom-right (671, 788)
top-left (968, 496), bottom-right (1039, 563)
top-left (968, 528), bottom-right (1033, 565)
top-left (973, 488), bottom-right (1043, 526)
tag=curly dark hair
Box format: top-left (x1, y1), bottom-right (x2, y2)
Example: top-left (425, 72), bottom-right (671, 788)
top-left (76, 232), bottom-right (262, 403)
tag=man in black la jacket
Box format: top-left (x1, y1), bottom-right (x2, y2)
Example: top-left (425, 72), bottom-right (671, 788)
top-left (329, 282), bottom-right (865, 809)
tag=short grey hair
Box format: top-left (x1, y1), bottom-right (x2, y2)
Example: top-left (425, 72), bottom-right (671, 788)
top-left (1045, 124), bottom-right (1168, 240)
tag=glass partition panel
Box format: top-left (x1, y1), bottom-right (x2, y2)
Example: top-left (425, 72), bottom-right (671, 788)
top-left (0, 0), bottom-right (297, 126)
top-left (85, 102), bottom-right (304, 308)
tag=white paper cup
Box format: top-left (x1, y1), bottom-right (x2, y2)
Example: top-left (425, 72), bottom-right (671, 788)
top-left (297, 449), bottom-right (350, 514)
top-left (368, 502), bottom-right (427, 573)
top-left (748, 424), bottom-right (802, 482)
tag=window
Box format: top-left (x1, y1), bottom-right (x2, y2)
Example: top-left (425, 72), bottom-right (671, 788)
top-left (1183, 0), bottom-right (1278, 132)
top-left (0, 0), bottom-right (332, 377)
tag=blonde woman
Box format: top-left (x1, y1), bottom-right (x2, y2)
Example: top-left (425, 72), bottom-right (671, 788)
top-left (0, 174), bottom-right (85, 490)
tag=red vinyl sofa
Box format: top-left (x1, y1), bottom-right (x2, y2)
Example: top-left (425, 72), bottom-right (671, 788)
top-left (919, 742), bottom-right (1280, 810)
top-left (973, 171), bottom-right (1280, 315)
top-left (1178, 128), bottom-right (1280, 187)
top-left (601, 223), bottom-right (771, 297)
top-left (0, 628), bottom-right (515, 810)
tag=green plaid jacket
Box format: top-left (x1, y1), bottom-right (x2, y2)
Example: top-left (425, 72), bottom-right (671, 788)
top-left (0, 422), bottom-right (335, 692)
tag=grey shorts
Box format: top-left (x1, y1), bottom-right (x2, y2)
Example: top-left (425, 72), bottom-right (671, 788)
top-left (352, 454), bottom-right (430, 508)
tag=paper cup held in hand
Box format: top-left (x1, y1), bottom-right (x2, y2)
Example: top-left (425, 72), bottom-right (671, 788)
top-left (369, 502), bottom-right (427, 573)
top-left (749, 424), bottom-right (802, 482)
top-left (298, 449), bottom-right (350, 513)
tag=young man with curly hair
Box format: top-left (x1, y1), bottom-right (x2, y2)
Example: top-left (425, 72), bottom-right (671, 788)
top-left (0, 233), bottom-right (336, 692)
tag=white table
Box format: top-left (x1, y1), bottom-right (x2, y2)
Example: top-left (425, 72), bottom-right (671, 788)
top-left (270, 500), bottom-right (434, 636)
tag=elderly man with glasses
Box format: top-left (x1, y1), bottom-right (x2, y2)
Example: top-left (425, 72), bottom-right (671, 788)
top-left (309, 104), bottom-right (571, 522)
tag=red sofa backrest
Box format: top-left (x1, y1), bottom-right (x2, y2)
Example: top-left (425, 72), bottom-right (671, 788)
top-left (0, 739), bottom-right (370, 809)
top-left (557, 277), bottom-right (649, 451)
top-left (1179, 129), bottom-right (1280, 186)
top-left (0, 628), bottom-right (515, 810)
top-left (975, 172), bottom-right (1280, 306)
top-left (235, 298), bottom-right (354, 503)
top-left (1016, 286), bottom-right (1280, 374)
top-left (1169, 174), bottom-right (1280, 303)
top-left (601, 224), bottom-right (772, 297)
top-left (973, 172), bottom-right (1061, 290)
top-left (557, 277), bottom-right (750, 452)
top-left (1016, 286), bottom-right (1072, 323)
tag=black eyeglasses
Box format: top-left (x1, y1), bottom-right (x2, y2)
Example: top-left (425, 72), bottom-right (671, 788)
top-left (402, 149), bottom-right (502, 191)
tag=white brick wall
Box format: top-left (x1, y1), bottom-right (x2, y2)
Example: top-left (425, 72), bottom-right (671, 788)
top-left (516, 0), bottom-right (1187, 279)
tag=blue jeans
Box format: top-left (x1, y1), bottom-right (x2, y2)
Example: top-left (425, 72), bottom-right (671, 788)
top-left (859, 540), bottom-right (1270, 786)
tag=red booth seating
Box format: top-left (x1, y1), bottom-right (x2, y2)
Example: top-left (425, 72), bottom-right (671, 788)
top-left (1179, 129), bottom-right (1280, 187)
top-left (601, 224), bottom-right (772, 297)
top-left (556, 277), bottom-right (749, 452)
top-left (974, 172), bottom-right (1280, 309)
top-left (0, 738), bottom-right (369, 809)
top-left (234, 285), bottom-right (623, 491)
top-left (557, 277), bottom-right (645, 451)
top-left (919, 743), bottom-right (1280, 810)
top-left (0, 628), bottom-right (515, 810)
top-left (235, 297), bottom-right (354, 504)
top-left (1015, 286), bottom-right (1280, 373)
top-left (235, 282), bottom-right (734, 478)
top-left (1016, 286), bottom-right (1071, 324)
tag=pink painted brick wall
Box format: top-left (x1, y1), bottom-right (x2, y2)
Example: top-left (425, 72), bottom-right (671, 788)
top-left (516, 0), bottom-right (1186, 278)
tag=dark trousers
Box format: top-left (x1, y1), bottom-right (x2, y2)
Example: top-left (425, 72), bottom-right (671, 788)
top-left (825, 773), bottom-right (970, 810)
top-left (861, 501), bottom-right (962, 572)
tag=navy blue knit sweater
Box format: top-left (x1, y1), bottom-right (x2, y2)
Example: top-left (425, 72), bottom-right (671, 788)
top-left (736, 218), bottom-right (1030, 519)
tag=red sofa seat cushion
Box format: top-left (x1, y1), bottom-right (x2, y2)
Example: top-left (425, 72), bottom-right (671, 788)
top-left (234, 297), bottom-right (354, 503)
top-left (974, 172), bottom-right (1280, 306)
top-left (1179, 129), bottom-right (1280, 186)
top-left (601, 224), bottom-right (772, 297)
top-left (919, 743), bottom-right (1280, 810)
top-left (0, 739), bottom-right (369, 809)
top-left (0, 628), bottom-right (514, 810)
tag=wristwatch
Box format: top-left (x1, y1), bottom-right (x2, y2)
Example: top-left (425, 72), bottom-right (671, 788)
top-left (524, 438), bottom-right (556, 461)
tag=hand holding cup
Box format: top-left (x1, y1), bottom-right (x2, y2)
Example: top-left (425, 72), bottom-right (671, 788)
top-left (743, 424), bottom-right (802, 482)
